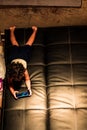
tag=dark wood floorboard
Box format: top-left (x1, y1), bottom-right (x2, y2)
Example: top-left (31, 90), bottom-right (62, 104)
top-left (0, 0), bottom-right (81, 7)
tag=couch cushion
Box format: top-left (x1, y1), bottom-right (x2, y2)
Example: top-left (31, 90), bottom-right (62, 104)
top-left (3, 28), bottom-right (47, 130)
top-left (45, 26), bottom-right (87, 130)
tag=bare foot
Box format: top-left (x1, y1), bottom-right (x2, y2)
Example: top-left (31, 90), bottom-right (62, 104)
top-left (32, 26), bottom-right (37, 32)
top-left (10, 26), bottom-right (16, 31)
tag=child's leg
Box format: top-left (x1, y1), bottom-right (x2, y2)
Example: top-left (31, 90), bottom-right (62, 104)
top-left (10, 26), bottom-right (19, 46)
top-left (26, 26), bottom-right (37, 46)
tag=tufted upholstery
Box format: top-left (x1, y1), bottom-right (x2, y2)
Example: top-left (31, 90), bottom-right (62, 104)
top-left (1, 26), bottom-right (87, 130)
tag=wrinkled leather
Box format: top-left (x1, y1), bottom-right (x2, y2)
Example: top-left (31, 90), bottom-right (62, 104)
top-left (2, 26), bottom-right (87, 130)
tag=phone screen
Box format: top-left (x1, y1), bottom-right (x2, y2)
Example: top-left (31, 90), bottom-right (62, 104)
top-left (16, 90), bottom-right (30, 98)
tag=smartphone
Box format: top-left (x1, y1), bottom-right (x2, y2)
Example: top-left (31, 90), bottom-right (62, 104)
top-left (16, 90), bottom-right (30, 99)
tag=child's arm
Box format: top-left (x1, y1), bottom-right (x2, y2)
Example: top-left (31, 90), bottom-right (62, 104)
top-left (8, 78), bottom-right (18, 99)
top-left (24, 69), bottom-right (32, 95)
top-left (9, 86), bottom-right (18, 99)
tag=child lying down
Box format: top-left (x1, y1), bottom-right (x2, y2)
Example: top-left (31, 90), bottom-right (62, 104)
top-left (7, 26), bottom-right (37, 99)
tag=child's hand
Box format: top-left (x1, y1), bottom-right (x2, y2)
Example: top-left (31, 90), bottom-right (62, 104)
top-left (28, 88), bottom-right (32, 96)
top-left (13, 91), bottom-right (19, 99)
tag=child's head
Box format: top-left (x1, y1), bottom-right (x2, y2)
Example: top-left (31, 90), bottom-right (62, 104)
top-left (7, 62), bottom-right (25, 82)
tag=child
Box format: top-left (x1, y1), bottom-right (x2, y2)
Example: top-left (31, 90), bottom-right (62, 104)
top-left (7, 26), bottom-right (37, 99)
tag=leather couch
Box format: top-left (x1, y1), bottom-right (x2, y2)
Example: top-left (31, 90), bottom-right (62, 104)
top-left (1, 26), bottom-right (87, 130)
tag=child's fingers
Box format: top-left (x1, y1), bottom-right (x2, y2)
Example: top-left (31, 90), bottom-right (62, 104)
top-left (13, 91), bottom-right (18, 99)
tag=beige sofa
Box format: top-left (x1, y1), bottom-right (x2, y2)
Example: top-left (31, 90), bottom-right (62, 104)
top-left (1, 26), bottom-right (87, 130)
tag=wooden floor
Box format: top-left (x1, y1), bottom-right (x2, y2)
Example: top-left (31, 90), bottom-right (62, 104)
top-left (0, 0), bottom-right (82, 7)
